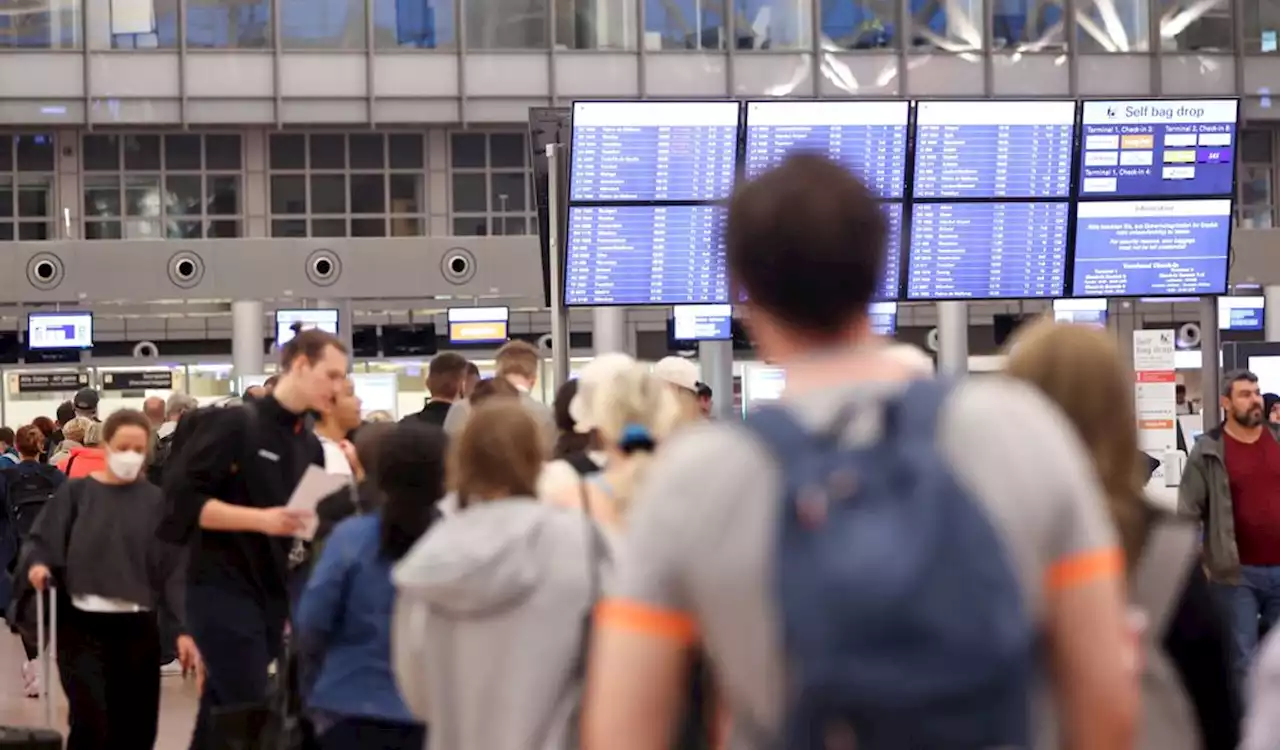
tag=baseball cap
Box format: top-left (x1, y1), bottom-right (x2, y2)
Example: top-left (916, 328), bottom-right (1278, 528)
top-left (653, 356), bottom-right (700, 393)
top-left (73, 387), bottom-right (100, 412)
top-left (568, 353), bottom-right (636, 434)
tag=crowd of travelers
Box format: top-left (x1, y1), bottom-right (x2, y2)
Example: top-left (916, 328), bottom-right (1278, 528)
top-left (0, 151), bottom-right (1278, 750)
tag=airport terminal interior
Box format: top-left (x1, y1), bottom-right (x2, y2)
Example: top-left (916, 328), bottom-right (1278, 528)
top-left (0, 0), bottom-right (1278, 746)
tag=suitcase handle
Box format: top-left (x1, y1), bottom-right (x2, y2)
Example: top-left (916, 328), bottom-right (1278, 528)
top-left (34, 585), bottom-right (56, 729)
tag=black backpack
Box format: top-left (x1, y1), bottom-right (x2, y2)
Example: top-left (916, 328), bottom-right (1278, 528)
top-left (147, 430), bottom-right (178, 486)
top-left (157, 399), bottom-right (259, 545)
top-left (4, 466), bottom-right (60, 540)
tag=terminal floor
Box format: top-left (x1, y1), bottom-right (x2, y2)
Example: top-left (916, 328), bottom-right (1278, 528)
top-left (0, 630), bottom-right (200, 748)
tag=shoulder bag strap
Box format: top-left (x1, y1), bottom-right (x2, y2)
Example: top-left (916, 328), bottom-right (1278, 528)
top-left (62, 454), bottom-right (77, 478)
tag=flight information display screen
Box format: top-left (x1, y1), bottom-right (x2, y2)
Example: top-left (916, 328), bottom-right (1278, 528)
top-left (906, 202), bottom-right (1069, 299)
top-left (1219, 296), bottom-right (1264, 331)
top-left (1080, 99), bottom-right (1238, 198)
top-left (569, 101), bottom-right (740, 202)
top-left (913, 100), bottom-right (1076, 199)
top-left (1071, 199), bottom-right (1232, 297)
top-left (744, 100), bottom-right (909, 198)
top-left (565, 204), bottom-right (728, 306)
top-left (880, 203), bottom-right (903, 300)
top-left (28, 312), bottom-right (93, 350)
top-left (1053, 299), bottom-right (1108, 328)
top-left (673, 304), bottom-right (733, 341)
top-left (868, 302), bottom-right (897, 335)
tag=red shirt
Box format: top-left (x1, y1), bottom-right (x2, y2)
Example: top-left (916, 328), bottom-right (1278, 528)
top-left (1224, 429), bottom-right (1280, 566)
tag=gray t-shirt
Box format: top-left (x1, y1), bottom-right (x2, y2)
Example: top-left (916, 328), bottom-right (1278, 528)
top-left (606, 376), bottom-right (1119, 747)
top-left (443, 391), bottom-right (558, 450)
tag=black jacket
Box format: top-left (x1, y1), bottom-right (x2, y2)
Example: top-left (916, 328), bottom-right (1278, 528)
top-left (402, 400), bottom-right (453, 429)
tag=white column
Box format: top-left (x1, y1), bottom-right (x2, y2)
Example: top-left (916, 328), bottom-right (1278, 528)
top-left (1199, 297), bottom-right (1222, 433)
top-left (231, 300), bottom-right (265, 381)
top-left (592, 307), bottom-right (628, 355)
top-left (698, 340), bottom-right (734, 420)
top-left (1265, 286), bottom-right (1280, 341)
top-left (936, 301), bottom-right (969, 376)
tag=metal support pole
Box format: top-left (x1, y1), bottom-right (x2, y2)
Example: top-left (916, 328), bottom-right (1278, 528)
top-left (547, 144), bottom-right (571, 390)
top-left (231, 299), bottom-right (266, 382)
top-left (699, 339), bottom-right (734, 420)
top-left (936, 301), bottom-right (969, 376)
top-left (1200, 296), bottom-right (1222, 434)
top-left (593, 307), bottom-right (628, 354)
top-left (1265, 286), bottom-right (1280, 341)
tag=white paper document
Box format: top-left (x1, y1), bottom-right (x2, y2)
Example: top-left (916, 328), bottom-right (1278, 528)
top-left (286, 465), bottom-right (352, 541)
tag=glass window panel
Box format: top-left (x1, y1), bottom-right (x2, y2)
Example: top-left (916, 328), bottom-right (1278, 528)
top-left (1239, 207), bottom-right (1274, 228)
top-left (453, 216), bottom-right (488, 235)
top-left (451, 133), bottom-right (486, 168)
top-left (123, 135), bottom-right (162, 171)
top-left (490, 172), bottom-right (527, 212)
top-left (0, 179), bottom-right (12, 218)
top-left (556, 0), bottom-right (637, 49)
top-left (1160, 0), bottom-right (1230, 51)
top-left (207, 176), bottom-right (241, 215)
top-left (352, 218), bottom-right (387, 237)
top-left (1241, 166), bottom-right (1272, 206)
top-left (125, 176), bottom-right (163, 217)
top-left (83, 135), bottom-right (120, 171)
top-left (165, 175), bottom-right (203, 217)
top-left (350, 174), bottom-right (386, 213)
top-left (373, 0), bottom-right (457, 48)
top-left (271, 175), bottom-right (307, 214)
top-left (643, 0), bottom-right (728, 49)
top-left (311, 218), bottom-right (347, 237)
top-left (1243, 0), bottom-right (1280, 53)
top-left (993, 0), bottom-right (1066, 50)
top-left (167, 220), bottom-right (203, 239)
top-left (272, 219), bottom-right (307, 237)
top-left (389, 174), bottom-right (422, 213)
top-left (208, 220), bottom-right (242, 238)
top-left (489, 133), bottom-right (525, 169)
top-left (821, 0), bottom-right (896, 49)
top-left (17, 222), bottom-right (50, 240)
top-left (349, 134), bottom-right (385, 169)
top-left (270, 134), bottom-right (306, 170)
top-left (86, 221), bottom-right (123, 240)
top-left (736, 0), bottom-right (813, 49)
top-left (1242, 129), bottom-right (1273, 163)
top-left (310, 174), bottom-right (347, 213)
top-left (17, 177), bottom-right (52, 218)
top-left (912, 0), bottom-right (983, 52)
top-left (0, 0), bottom-right (82, 50)
top-left (83, 176), bottom-right (121, 217)
top-left (206, 134), bottom-right (243, 170)
top-left (391, 217), bottom-right (422, 236)
top-left (165, 134), bottom-right (202, 170)
top-left (188, 0), bottom-right (272, 48)
top-left (123, 218), bottom-right (162, 239)
top-left (0, 223), bottom-right (11, 241)
top-left (465, 0), bottom-right (548, 47)
top-left (500, 216), bottom-right (527, 235)
top-left (310, 134), bottom-right (346, 170)
top-left (1076, 0), bottom-right (1151, 52)
top-left (282, 0), bottom-right (367, 49)
top-left (389, 134), bottom-right (425, 168)
top-left (0, 138), bottom-right (11, 172)
top-left (452, 174), bottom-right (488, 212)
top-left (15, 134), bottom-right (54, 171)
top-left (108, 0), bottom-right (178, 49)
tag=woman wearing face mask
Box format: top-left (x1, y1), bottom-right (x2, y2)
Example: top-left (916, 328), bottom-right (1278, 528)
top-left (23, 408), bottom-right (197, 750)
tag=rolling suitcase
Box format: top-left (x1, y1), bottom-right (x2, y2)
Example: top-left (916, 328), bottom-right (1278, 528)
top-left (0, 586), bottom-right (62, 748)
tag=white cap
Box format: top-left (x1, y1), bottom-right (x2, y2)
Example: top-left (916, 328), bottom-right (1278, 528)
top-left (653, 356), bottom-right (700, 393)
top-left (569, 353), bottom-right (635, 433)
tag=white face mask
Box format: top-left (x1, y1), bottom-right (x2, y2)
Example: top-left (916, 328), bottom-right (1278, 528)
top-left (107, 450), bottom-right (146, 482)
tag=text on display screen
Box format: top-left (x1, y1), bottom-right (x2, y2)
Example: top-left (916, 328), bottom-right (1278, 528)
top-left (868, 302), bottom-right (897, 335)
top-left (744, 100), bottom-right (909, 198)
top-left (880, 203), bottom-right (903, 300)
top-left (28, 313), bottom-right (93, 350)
top-left (1219, 296), bottom-right (1264, 331)
top-left (673, 304), bottom-right (733, 341)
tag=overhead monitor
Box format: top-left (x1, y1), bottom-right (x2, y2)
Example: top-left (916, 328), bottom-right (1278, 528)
top-left (1079, 99), bottom-right (1239, 198)
top-left (1070, 199), bottom-right (1232, 297)
top-left (672, 304), bottom-right (732, 341)
top-left (913, 100), bottom-right (1076, 199)
top-left (880, 203), bottom-right (903, 300)
top-left (569, 101), bottom-right (740, 202)
top-left (868, 302), bottom-right (898, 335)
top-left (27, 312), bottom-right (93, 350)
top-left (743, 100), bottom-right (910, 198)
top-left (276, 308), bottom-right (339, 345)
top-left (906, 202), bottom-right (1069, 300)
top-left (564, 204), bottom-right (727, 306)
top-left (1219, 295), bottom-right (1265, 331)
top-left (350, 373), bottom-right (398, 418)
top-left (1053, 298), bottom-right (1108, 327)
top-left (447, 306), bottom-right (510, 344)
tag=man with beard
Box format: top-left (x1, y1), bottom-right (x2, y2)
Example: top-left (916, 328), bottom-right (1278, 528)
top-left (1181, 369), bottom-right (1280, 688)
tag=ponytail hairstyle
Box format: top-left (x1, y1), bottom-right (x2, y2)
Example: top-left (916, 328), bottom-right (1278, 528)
top-left (589, 363), bottom-right (682, 520)
top-left (375, 422), bottom-right (448, 561)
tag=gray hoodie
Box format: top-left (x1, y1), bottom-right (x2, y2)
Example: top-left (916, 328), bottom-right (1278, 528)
top-left (392, 498), bottom-right (608, 750)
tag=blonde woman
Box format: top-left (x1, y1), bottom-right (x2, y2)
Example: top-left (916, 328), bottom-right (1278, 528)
top-left (1004, 320), bottom-right (1239, 750)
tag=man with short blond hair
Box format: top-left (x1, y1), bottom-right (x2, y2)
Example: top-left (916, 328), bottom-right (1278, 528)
top-left (443, 340), bottom-right (556, 450)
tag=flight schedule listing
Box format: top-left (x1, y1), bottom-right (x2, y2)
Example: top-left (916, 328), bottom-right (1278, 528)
top-left (744, 101), bottom-right (909, 198)
top-left (880, 203), bottom-right (903, 300)
top-left (1071, 199), bottom-right (1232, 297)
top-left (913, 100), bottom-right (1076, 199)
top-left (569, 101), bottom-right (740, 202)
top-left (564, 204), bottom-right (728, 306)
top-left (907, 202), bottom-right (1068, 299)
top-left (1080, 99), bottom-right (1238, 198)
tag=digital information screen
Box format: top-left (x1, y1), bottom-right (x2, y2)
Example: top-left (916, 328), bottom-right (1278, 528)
top-left (565, 204), bottom-right (728, 306)
top-left (1219, 296), bottom-right (1264, 331)
top-left (869, 302), bottom-right (897, 335)
top-left (1071, 199), bottom-right (1232, 297)
top-left (906, 202), bottom-right (1069, 300)
top-left (1080, 99), bottom-right (1238, 198)
top-left (447, 306), bottom-right (510, 344)
top-left (1053, 298), bottom-right (1108, 328)
top-left (673, 304), bottom-right (732, 341)
top-left (276, 309), bottom-right (339, 345)
top-left (569, 101), bottom-right (740, 202)
top-left (913, 100), bottom-right (1076, 199)
top-left (744, 100), bottom-right (909, 198)
top-left (28, 312), bottom-right (93, 350)
top-left (880, 203), bottom-right (903, 300)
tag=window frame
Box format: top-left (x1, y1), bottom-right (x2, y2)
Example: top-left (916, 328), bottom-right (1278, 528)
top-left (448, 130), bottom-right (536, 237)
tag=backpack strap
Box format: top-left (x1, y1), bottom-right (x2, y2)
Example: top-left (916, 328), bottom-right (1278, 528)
top-left (887, 378), bottom-right (956, 438)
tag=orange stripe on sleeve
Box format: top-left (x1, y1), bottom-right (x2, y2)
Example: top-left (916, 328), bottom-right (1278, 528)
top-left (596, 599), bottom-right (698, 644)
top-left (1046, 547), bottom-right (1124, 591)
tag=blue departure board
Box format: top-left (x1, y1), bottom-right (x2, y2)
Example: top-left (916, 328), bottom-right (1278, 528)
top-left (913, 100), bottom-right (1076, 199)
top-left (564, 204), bottom-right (728, 306)
top-left (868, 302), bottom-right (897, 335)
top-left (673, 304), bottom-right (733, 341)
top-left (1071, 199), bottom-right (1231, 297)
top-left (907, 202), bottom-right (1069, 299)
top-left (1080, 99), bottom-right (1238, 198)
top-left (1220, 296), bottom-right (1264, 331)
top-left (880, 203), bottom-right (903, 300)
top-left (569, 101), bottom-right (740, 202)
top-left (744, 100), bottom-right (909, 198)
